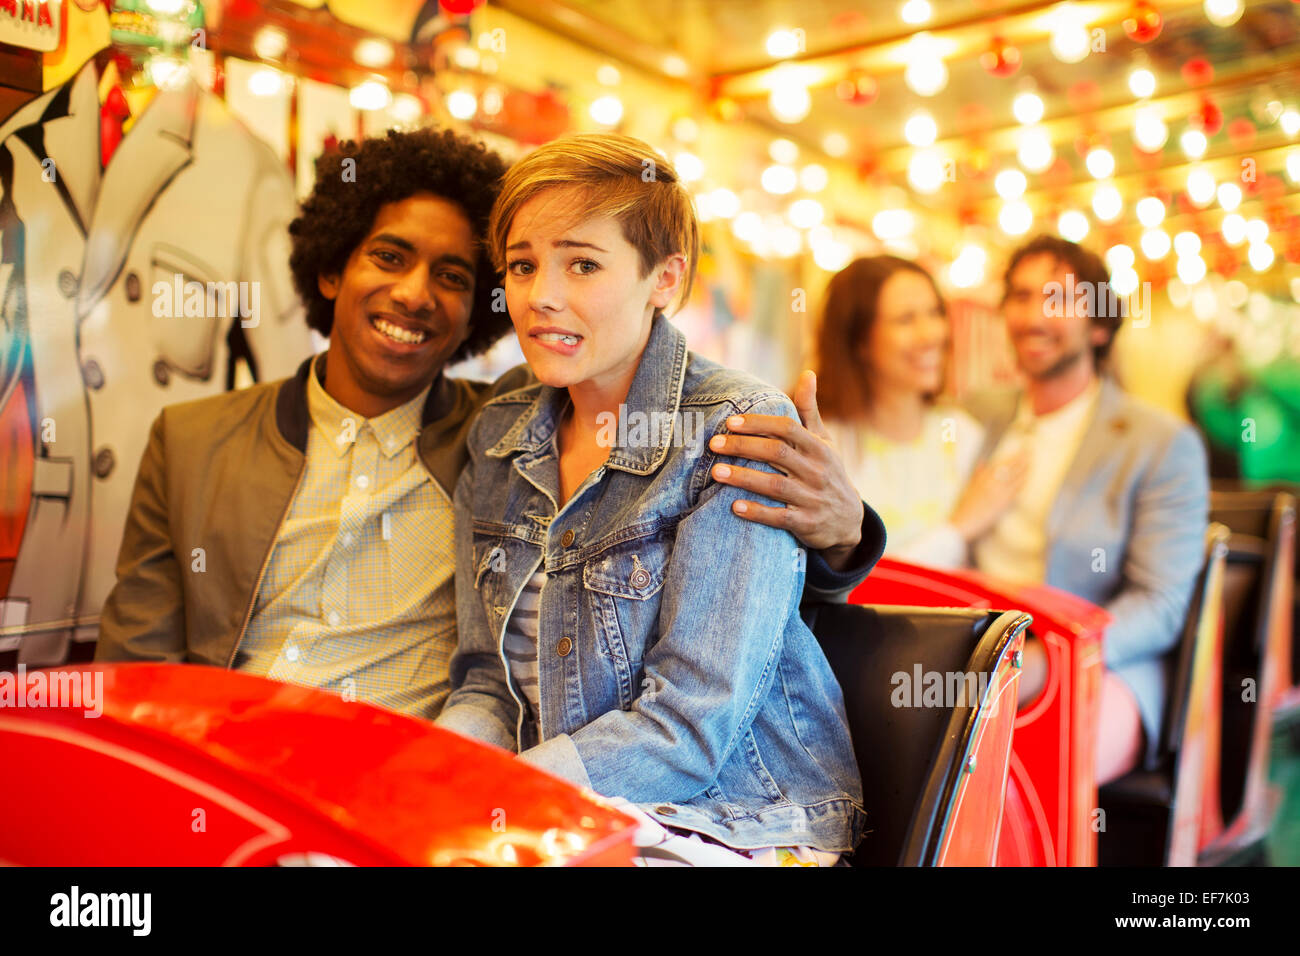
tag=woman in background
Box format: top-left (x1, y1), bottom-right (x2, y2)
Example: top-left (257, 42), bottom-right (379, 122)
top-left (816, 256), bottom-right (1026, 567)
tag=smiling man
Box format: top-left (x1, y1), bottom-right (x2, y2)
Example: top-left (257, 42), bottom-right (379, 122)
top-left (94, 128), bottom-right (882, 718)
top-left (966, 234), bottom-right (1208, 784)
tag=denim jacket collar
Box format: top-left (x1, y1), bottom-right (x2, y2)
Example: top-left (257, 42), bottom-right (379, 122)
top-left (486, 312), bottom-right (689, 476)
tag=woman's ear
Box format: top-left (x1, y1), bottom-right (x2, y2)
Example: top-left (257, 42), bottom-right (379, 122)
top-left (649, 254), bottom-right (688, 310)
top-left (318, 273), bottom-right (341, 300)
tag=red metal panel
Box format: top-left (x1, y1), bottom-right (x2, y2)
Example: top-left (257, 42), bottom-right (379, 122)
top-left (935, 628), bottom-right (1023, 866)
top-left (853, 558), bottom-right (1107, 867)
top-left (0, 663), bottom-right (637, 866)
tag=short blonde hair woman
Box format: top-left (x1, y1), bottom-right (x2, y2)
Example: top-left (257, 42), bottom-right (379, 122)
top-left (437, 134), bottom-right (866, 865)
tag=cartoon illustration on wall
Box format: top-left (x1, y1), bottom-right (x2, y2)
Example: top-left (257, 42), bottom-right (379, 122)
top-left (0, 0), bottom-right (312, 666)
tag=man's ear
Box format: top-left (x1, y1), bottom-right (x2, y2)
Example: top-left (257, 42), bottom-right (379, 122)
top-left (649, 254), bottom-right (687, 310)
top-left (318, 273), bottom-right (341, 300)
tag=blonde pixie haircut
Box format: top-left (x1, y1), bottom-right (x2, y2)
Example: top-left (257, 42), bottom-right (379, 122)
top-left (488, 133), bottom-right (701, 314)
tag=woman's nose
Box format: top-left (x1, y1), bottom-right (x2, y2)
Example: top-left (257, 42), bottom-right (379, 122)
top-left (527, 264), bottom-right (562, 313)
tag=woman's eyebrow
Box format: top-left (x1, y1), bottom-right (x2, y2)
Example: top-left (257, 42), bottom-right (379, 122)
top-left (505, 238), bottom-right (609, 253)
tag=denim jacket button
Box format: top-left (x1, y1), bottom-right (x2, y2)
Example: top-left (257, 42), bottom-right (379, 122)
top-left (629, 568), bottom-right (652, 589)
top-left (556, 636), bottom-right (573, 657)
top-left (654, 805), bottom-right (676, 816)
top-left (560, 529), bottom-right (575, 548)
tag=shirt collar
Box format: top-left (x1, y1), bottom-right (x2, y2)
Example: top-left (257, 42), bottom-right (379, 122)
top-left (1013, 377), bottom-right (1100, 432)
top-left (306, 353), bottom-right (430, 459)
top-left (488, 312), bottom-right (689, 475)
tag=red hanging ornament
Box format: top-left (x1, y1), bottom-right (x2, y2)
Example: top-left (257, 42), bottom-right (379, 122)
top-left (1181, 57), bottom-right (1214, 88)
top-left (1123, 2), bottom-right (1163, 43)
top-left (440, 0), bottom-right (484, 15)
top-left (836, 69), bottom-right (878, 105)
top-left (1189, 96), bottom-right (1224, 136)
top-left (980, 36), bottom-right (1021, 77)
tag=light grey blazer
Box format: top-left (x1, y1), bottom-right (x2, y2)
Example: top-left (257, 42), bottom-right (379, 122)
top-left (965, 378), bottom-right (1209, 765)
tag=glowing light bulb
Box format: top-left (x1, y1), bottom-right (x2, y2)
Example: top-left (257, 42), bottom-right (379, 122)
top-left (1058, 210), bottom-right (1090, 242)
top-left (1136, 196), bottom-right (1166, 227)
top-left (1085, 148), bottom-right (1114, 179)
top-left (1217, 182), bottom-right (1242, 211)
top-left (1128, 67), bottom-right (1156, 99)
top-left (995, 169), bottom-right (1027, 200)
top-left (1248, 242), bottom-right (1275, 271)
top-left (1013, 91), bottom-right (1044, 125)
top-left (999, 201), bottom-right (1033, 236)
top-left (1134, 107), bottom-right (1168, 151)
top-left (1140, 229), bottom-right (1171, 259)
top-left (1203, 0), bottom-right (1244, 28)
top-left (1180, 129), bottom-right (1208, 159)
top-left (1018, 127), bottom-right (1054, 173)
top-left (1221, 213), bottom-right (1246, 245)
top-left (1174, 231), bottom-right (1202, 258)
top-left (1186, 168), bottom-right (1216, 207)
top-left (590, 95), bottom-right (623, 125)
top-left (904, 111), bottom-right (938, 147)
top-left (1092, 184), bottom-right (1123, 222)
top-left (1106, 244), bottom-right (1136, 271)
top-left (761, 164), bottom-right (798, 194)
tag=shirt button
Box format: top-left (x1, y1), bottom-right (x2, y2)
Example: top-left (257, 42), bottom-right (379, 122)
top-left (355, 475), bottom-right (370, 489)
top-left (560, 529), bottom-right (575, 548)
top-left (285, 646), bottom-right (300, 662)
top-left (556, 636), bottom-right (573, 657)
top-left (341, 532), bottom-right (354, 548)
top-left (327, 611), bottom-right (341, 626)
top-left (655, 805), bottom-right (677, 816)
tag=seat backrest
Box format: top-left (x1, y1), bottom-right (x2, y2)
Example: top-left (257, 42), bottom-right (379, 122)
top-left (803, 603), bottom-right (1028, 866)
top-left (1211, 487), bottom-right (1300, 688)
top-left (1208, 491), bottom-right (1296, 842)
top-left (1163, 523), bottom-right (1230, 865)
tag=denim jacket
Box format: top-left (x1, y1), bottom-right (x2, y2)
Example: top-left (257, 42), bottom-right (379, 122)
top-left (438, 314), bottom-right (866, 852)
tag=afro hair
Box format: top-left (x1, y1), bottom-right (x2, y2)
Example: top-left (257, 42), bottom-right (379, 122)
top-left (288, 127), bottom-right (511, 364)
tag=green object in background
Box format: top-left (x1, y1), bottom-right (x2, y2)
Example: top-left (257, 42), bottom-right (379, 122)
top-left (1191, 359), bottom-right (1300, 484)
top-left (109, 0), bottom-right (206, 52)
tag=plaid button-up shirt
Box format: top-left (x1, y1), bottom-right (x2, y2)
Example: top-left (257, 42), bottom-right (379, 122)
top-left (237, 356), bottom-right (457, 718)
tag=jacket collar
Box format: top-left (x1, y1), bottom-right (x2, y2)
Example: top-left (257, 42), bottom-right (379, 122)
top-left (487, 311), bottom-right (690, 475)
top-left (275, 350), bottom-right (463, 454)
top-left (11, 56), bottom-right (201, 313)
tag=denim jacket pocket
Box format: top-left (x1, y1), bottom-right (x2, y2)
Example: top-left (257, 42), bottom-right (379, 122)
top-left (471, 530), bottom-right (524, 625)
top-left (582, 535), bottom-right (672, 708)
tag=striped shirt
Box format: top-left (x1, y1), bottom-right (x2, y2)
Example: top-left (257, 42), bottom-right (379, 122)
top-left (234, 354), bottom-right (459, 718)
top-left (503, 571), bottom-right (547, 736)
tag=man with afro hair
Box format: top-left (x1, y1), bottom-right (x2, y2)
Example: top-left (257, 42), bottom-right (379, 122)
top-left (95, 127), bottom-right (880, 719)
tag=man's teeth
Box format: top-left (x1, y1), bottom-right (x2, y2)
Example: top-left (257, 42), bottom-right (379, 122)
top-left (374, 318), bottom-right (428, 344)
top-left (536, 332), bottom-right (581, 346)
